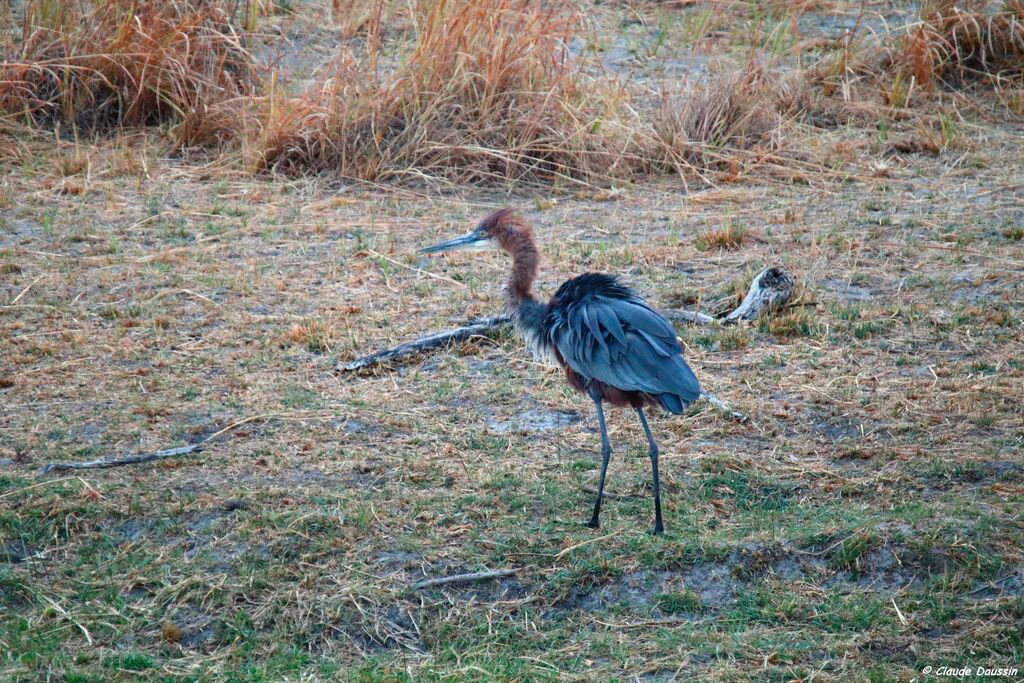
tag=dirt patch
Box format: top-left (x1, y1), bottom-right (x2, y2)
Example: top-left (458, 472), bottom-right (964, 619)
top-left (949, 271), bottom-right (1010, 304)
top-left (488, 407), bottom-right (582, 433)
top-left (332, 603), bottom-right (424, 654)
top-left (819, 278), bottom-right (874, 303)
top-left (823, 545), bottom-right (923, 592)
top-left (167, 606), bottom-right (219, 650)
top-left (174, 411), bottom-right (225, 444)
top-left (556, 542), bottom-right (934, 615)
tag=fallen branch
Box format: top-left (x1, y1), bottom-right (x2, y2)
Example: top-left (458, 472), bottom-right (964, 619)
top-left (409, 568), bottom-right (518, 590)
top-left (39, 414), bottom-right (273, 475)
top-left (665, 267), bottom-right (795, 326)
top-left (40, 445), bottom-right (201, 474)
top-left (341, 269), bottom-right (794, 373)
top-left (701, 390), bottom-right (747, 422)
top-left (342, 316), bottom-right (745, 419)
top-left (725, 267), bottom-right (795, 322)
top-left (339, 315), bottom-right (510, 371)
top-left (340, 269), bottom-right (784, 423)
top-left (668, 310), bottom-right (716, 325)
top-left (340, 323), bottom-right (747, 420)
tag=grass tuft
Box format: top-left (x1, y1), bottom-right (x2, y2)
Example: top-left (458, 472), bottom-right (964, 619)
top-left (0, 0), bottom-right (258, 146)
top-left (249, 0), bottom-right (640, 185)
top-left (280, 319), bottom-right (335, 354)
top-left (695, 221), bottom-right (749, 251)
top-left (886, 0), bottom-right (1024, 90)
top-left (654, 61), bottom-right (816, 177)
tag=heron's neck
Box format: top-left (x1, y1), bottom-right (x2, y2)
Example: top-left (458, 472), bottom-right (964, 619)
top-left (504, 238), bottom-right (539, 307)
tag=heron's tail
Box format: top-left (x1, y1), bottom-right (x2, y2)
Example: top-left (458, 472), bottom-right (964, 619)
top-left (656, 359), bottom-right (700, 414)
top-left (657, 393), bottom-right (690, 414)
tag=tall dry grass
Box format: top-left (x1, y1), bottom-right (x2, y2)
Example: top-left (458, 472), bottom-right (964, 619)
top-left (4, 0), bottom-right (1018, 187)
top-left (653, 63), bottom-right (816, 176)
top-left (249, 0), bottom-right (643, 185)
top-left (0, 0), bottom-right (258, 146)
top-left (886, 0), bottom-right (1024, 89)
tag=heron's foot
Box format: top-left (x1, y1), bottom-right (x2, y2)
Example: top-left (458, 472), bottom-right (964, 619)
top-left (652, 522), bottom-right (664, 536)
top-left (586, 517), bottom-right (600, 529)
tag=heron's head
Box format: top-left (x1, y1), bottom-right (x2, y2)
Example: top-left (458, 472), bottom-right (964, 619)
top-left (421, 208), bottom-right (530, 256)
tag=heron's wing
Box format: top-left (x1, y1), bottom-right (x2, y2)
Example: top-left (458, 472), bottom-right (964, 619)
top-left (549, 294), bottom-right (700, 403)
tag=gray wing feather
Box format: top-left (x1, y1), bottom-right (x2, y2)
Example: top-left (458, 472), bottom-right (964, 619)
top-left (550, 295), bottom-right (700, 402)
top-left (591, 301), bottom-right (627, 345)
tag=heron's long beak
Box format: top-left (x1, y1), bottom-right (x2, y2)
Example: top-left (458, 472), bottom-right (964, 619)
top-left (420, 230), bottom-right (494, 254)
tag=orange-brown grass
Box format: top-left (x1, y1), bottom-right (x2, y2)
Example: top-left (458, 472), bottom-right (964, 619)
top-left (249, 0), bottom-right (641, 185)
top-left (695, 221), bottom-right (749, 251)
top-left (887, 0), bottom-right (1024, 89)
top-left (0, 0), bottom-right (258, 146)
top-left (280, 319), bottom-right (335, 354)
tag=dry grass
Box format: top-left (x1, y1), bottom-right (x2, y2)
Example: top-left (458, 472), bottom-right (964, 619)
top-left (695, 220), bottom-right (749, 251)
top-left (650, 57), bottom-right (874, 186)
top-left (654, 62), bottom-right (814, 175)
top-left (3, 155), bottom-right (1023, 679)
top-left (810, 1), bottom-right (1024, 125)
top-left (249, 0), bottom-right (641, 185)
top-left (0, 0), bottom-right (258, 146)
top-left (1, 0), bottom-right (1021, 191)
top-left (280, 318), bottom-right (335, 354)
top-left (886, 0), bottom-right (1024, 90)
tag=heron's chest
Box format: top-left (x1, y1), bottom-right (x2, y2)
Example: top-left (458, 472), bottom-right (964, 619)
top-left (511, 313), bottom-right (560, 367)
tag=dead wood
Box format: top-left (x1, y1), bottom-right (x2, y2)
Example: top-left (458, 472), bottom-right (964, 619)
top-left (339, 315), bottom-right (510, 371)
top-left (338, 269), bottom-right (793, 422)
top-left (342, 316), bottom-right (746, 420)
top-left (724, 267), bottom-right (795, 322)
top-left (40, 445), bottom-right (202, 474)
top-left (410, 568), bottom-right (519, 590)
top-left (341, 269), bottom-right (794, 372)
top-left (665, 267), bottom-right (795, 326)
top-left (39, 414), bottom-right (272, 474)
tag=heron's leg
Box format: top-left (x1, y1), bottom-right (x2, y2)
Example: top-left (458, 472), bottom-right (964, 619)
top-left (635, 408), bottom-right (664, 535)
top-left (587, 393), bottom-right (612, 529)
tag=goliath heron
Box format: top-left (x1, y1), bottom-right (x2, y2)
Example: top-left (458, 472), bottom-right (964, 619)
top-left (422, 209), bottom-right (700, 534)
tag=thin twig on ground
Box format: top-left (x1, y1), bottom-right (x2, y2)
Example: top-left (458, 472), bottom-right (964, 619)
top-left (554, 532), bottom-right (620, 560)
top-left (409, 568), bottom-right (519, 590)
top-left (39, 414), bottom-right (274, 474)
top-left (701, 391), bottom-right (748, 422)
